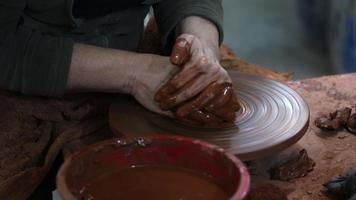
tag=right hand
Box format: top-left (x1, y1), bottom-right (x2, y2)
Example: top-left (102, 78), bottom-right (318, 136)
top-left (175, 82), bottom-right (240, 124)
top-left (153, 36), bottom-right (240, 124)
top-left (130, 53), bottom-right (239, 125)
top-left (154, 35), bottom-right (232, 111)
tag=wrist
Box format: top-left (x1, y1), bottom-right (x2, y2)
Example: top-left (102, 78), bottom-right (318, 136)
top-left (178, 16), bottom-right (220, 58)
top-left (180, 17), bottom-right (219, 42)
top-left (129, 54), bottom-right (170, 94)
top-left (126, 53), bottom-right (150, 94)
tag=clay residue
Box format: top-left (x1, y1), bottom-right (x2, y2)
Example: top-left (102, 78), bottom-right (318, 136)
top-left (326, 87), bottom-right (352, 101)
top-left (156, 81), bottom-right (240, 126)
top-left (246, 183), bottom-right (288, 200)
top-left (324, 86), bottom-right (356, 105)
top-left (270, 149), bottom-right (315, 181)
top-left (297, 80), bottom-right (327, 92)
top-left (0, 91), bottom-right (112, 200)
top-left (291, 77), bottom-right (356, 105)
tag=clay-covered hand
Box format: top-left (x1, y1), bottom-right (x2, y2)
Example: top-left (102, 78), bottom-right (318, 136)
top-left (176, 82), bottom-right (240, 124)
top-left (154, 34), bottom-right (231, 110)
top-left (153, 16), bottom-right (239, 124)
top-left (130, 55), bottom-right (179, 116)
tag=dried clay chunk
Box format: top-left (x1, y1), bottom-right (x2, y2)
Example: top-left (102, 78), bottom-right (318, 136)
top-left (270, 149), bottom-right (315, 181)
top-left (315, 115), bottom-right (341, 130)
top-left (315, 107), bottom-right (352, 130)
top-left (332, 107), bottom-right (352, 126)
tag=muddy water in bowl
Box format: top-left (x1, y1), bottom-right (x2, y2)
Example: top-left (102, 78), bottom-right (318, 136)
top-left (80, 165), bottom-right (229, 200)
top-left (57, 136), bottom-right (250, 200)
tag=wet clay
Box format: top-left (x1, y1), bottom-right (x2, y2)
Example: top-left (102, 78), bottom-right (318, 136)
top-left (156, 81), bottom-right (240, 126)
top-left (77, 165), bottom-right (229, 200)
top-left (270, 149), bottom-right (315, 181)
top-left (154, 37), bottom-right (241, 125)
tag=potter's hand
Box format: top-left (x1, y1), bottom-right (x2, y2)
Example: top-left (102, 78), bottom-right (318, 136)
top-left (153, 16), bottom-right (240, 123)
top-left (132, 54), bottom-right (239, 122)
top-left (130, 55), bottom-right (179, 116)
top-left (154, 33), bottom-right (231, 110)
top-left (176, 82), bottom-right (240, 123)
top-left (67, 43), bottom-right (179, 116)
top-left (154, 16), bottom-right (229, 110)
top-left (154, 36), bottom-right (239, 123)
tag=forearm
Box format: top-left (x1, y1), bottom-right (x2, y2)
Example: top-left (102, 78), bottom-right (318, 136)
top-left (66, 43), bottom-right (149, 94)
top-left (177, 16), bottom-right (220, 55)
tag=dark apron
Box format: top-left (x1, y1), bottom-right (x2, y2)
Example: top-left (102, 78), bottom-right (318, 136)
top-left (22, 0), bottom-right (162, 52)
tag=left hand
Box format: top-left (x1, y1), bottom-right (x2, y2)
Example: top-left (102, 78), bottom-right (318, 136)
top-left (154, 33), bottom-right (231, 111)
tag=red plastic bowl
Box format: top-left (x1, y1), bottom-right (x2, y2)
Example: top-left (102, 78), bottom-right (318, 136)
top-left (57, 135), bottom-right (250, 200)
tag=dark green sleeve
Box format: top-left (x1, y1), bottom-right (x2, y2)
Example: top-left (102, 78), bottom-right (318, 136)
top-left (153, 0), bottom-right (224, 53)
top-left (0, 0), bottom-right (74, 97)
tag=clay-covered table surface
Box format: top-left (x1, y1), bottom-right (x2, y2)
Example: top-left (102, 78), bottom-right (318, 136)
top-left (250, 73), bottom-right (356, 200)
top-left (62, 73), bottom-right (356, 200)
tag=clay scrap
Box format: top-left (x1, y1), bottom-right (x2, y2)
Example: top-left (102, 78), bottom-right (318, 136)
top-left (270, 149), bottom-right (315, 181)
top-left (315, 107), bottom-right (356, 134)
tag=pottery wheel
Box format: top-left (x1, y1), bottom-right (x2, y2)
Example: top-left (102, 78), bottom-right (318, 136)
top-left (109, 71), bottom-right (309, 161)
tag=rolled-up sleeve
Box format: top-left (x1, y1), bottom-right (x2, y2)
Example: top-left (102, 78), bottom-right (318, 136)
top-left (153, 0), bottom-right (223, 53)
top-left (0, 0), bottom-right (74, 97)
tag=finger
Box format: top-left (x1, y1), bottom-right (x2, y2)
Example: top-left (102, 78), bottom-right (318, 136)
top-left (183, 110), bottom-right (223, 124)
top-left (212, 91), bottom-right (240, 122)
top-left (158, 74), bottom-right (204, 110)
top-left (155, 57), bottom-right (208, 101)
top-left (227, 88), bottom-right (241, 112)
top-left (154, 79), bottom-right (178, 102)
top-left (204, 83), bottom-right (233, 111)
top-left (175, 82), bottom-right (222, 117)
top-left (160, 71), bottom-right (220, 110)
top-left (170, 38), bottom-right (192, 65)
top-left (154, 63), bottom-right (201, 102)
top-left (204, 86), bottom-right (240, 122)
top-left (169, 62), bottom-right (204, 88)
top-left (208, 98), bottom-right (237, 122)
top-left (231, 90), bottom-right (241, 111)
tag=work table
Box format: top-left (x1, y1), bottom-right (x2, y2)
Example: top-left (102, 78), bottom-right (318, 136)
top-left (1, 72), bottom-right (356, 200)
top-left (249, 73), bottom-right (356, 200)
top-left (65, 73), bottom-right (356, 200)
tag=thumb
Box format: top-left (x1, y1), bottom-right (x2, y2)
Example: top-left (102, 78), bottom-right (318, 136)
top-left (170, 37), bottom-right (191, 65)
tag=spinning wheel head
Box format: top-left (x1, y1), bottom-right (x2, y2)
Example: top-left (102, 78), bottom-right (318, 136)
top-left (109, 71), bottom-right (309, 161)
